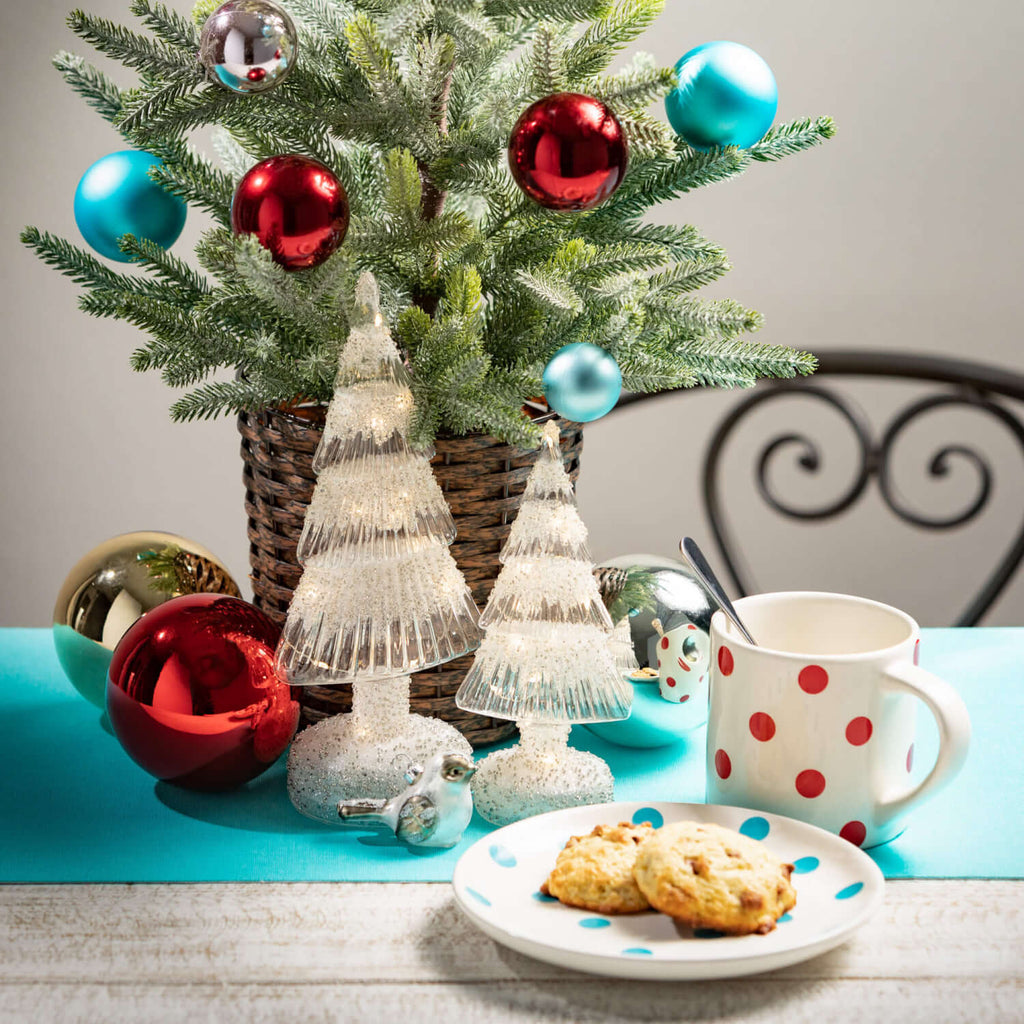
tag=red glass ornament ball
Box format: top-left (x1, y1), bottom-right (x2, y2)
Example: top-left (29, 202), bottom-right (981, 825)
top-left (508, 92), bottom-right (628, 211)
top-left (106, 594), bottom-right (299, 791)
top-left (231, 154), bottom-right (350, 270)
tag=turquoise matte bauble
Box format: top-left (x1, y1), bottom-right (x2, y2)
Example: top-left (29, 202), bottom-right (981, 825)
top-left (73, 151), bottom-right (187, 262)
top-left (542, 342), bottom-right (622, 423)
top-left (665, 41), bottom-right (777, 150)
top-left (584, 679), bottom-right (695, 748)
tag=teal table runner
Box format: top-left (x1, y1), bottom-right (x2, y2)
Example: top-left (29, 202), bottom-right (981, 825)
top-left (1, 627), bottom-right (1020, 882)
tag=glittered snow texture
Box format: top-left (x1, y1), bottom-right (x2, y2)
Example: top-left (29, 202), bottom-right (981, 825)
top-left (470, 723), bottom-right (614, 826)
top-left (278, 548), bottom-right (480, 682)
top-left (457, 620), bottom-right (631, 722)
top-left (286, 677), bottom-right (473, 820)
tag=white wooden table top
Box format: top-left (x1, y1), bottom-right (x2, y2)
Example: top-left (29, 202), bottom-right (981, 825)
top-left (1, 879), bottom-right (1021, 1023)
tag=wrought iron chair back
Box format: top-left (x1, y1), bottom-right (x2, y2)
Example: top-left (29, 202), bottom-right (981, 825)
top-left (614, 351), bottom-right (1024, 625)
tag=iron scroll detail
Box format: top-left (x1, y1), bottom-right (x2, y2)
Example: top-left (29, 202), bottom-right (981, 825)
top-left (609, 353), bottom-right (1024, 626)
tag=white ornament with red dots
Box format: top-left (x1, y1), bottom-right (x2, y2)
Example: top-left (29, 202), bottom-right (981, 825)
top-left (651, 616), bottom-right (710, 730)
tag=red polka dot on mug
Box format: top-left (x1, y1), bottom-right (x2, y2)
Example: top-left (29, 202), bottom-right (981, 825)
top-left (679, 694), bottom-right (690, 703)
top-left (715, 749), bottom-right (732, 779)
top-left (798, 665), bottom-right (828, 694)
top-left (660, 636), bottom-right (669, 650)
top-left (840, 820), bottom-right (867, 846)
top-left (845, 716), bottom-right (873, 746)
top-left (665, 677), bottom-right (676, 688)
top-left (795, 769), bottom-right (826, 798)
top-left (749, 712), bottom-right (776, 742)
top-left (718, 646), bottom-right (734, 676)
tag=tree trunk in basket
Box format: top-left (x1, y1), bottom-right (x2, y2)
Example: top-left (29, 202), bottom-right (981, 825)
top-left (237, 407), bottom-right (584, 748)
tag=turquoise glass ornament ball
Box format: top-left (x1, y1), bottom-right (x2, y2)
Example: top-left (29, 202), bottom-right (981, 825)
top-left (584, 678), bottom-right (696, 748)
top-left (73, 151), bottom-right (187, 262)
top-left (665, 41), bottom-right (777, 150)
top-left (542, 342), bottom-right (622, 423)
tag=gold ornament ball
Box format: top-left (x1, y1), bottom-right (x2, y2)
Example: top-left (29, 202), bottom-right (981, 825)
top-left (53, 532), bottom-right (241, 709)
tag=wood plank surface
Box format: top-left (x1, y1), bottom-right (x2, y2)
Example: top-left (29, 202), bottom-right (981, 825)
top-left (1, 880), bottom-right (1021, 1023)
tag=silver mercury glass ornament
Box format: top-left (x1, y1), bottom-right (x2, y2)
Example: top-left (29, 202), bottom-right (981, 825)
top-left (599, 552), bottom-right (718, 712)
top-left (199, 0), bottom-right (298, 94)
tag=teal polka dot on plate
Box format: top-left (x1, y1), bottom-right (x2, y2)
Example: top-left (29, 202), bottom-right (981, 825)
top-left (632, 807), bottom-right (664, 829)
top-left (622, 948), bottom-right (653, 955)
top-left (579, 917), bottom-right (611, 929)
top-left (777, 912), bottom-right (793, 923)
top-left (835, 882), bottom-right (864, 900)
top-left (532, 891), bottom-right (558, 903)
top-left (465, 887), bottom-right (491, 906)
top-left (739, 816), bottom-right (770, 840)
top-left (792, 856), bottom-right (820, 874)
top-left (489, 844), bottom-right (517, 868)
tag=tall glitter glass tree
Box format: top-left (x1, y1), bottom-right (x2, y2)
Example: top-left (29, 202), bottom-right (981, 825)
top-left (456, 421), bottom-right (631, 825)
top-left (279, 271), bottom-right (480, 822)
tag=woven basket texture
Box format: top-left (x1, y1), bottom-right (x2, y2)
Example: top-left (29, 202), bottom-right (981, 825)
top-left (237, 406), bottom-right (584, 748)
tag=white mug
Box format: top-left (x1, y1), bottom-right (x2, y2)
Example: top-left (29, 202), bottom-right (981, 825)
top-left (706, 592), bottom-right (971, 848)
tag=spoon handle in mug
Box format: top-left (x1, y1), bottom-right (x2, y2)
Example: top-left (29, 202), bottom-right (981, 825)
top-left (680, 537), bottom-right (757, 646)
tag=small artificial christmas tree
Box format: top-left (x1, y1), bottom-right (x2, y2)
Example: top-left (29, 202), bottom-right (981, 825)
top-left (280, 271), bottom-right (480, 821)
top-left (456, 421), bottom-right (630, 824)
top-left (24, 0), bottom-right (832, 447)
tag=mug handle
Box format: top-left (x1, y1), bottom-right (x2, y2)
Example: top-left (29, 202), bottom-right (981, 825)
top-left (876, 660), bottom-right (971, 823)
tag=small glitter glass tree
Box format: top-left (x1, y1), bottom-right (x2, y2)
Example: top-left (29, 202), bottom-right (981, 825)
top-left (455, 422), bottom-right (631, 824)
top-left (278, 272), bottom-right (481, 821)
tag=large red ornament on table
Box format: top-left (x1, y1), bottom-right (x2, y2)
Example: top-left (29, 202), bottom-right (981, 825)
top-left (231, 154), bottom-right (349, 270)
top-left (107, 594), bottom-right (299, 791)
top-left (508, 92), bottom-right (628, 211)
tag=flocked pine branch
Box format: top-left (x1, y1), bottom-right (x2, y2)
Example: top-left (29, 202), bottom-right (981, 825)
top-left (25, 0), bottom-right (833, 438)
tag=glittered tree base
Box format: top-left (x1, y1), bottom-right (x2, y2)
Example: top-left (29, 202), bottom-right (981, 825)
top-left (470, 722), bottom-right (614, 826)
top-left (286, 677), bottom-right (473, 822)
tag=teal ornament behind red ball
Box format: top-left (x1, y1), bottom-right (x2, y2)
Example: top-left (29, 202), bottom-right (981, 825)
top-left (73, 151), bottom-right (186, 262)
top-left (542, 342), bottom-right (622, 423)
top-left (665, 41), bottom-right (777, 150)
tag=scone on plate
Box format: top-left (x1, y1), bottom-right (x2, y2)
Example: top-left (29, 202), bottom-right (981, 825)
top-left (541, 821), bottom-right (656, 914)
top-left (632, 821), bottom-right (796, 934)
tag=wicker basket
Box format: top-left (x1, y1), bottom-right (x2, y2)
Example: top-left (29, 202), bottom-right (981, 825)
top-left (237, 406), bottom-right (584, 747)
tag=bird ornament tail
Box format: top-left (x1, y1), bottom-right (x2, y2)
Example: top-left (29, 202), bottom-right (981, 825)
top-left (338, 799), bottom-right (390, 827)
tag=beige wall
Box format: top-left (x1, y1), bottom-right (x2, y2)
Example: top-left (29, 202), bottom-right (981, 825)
top-left (3, 0), bottom-right (1023, 626)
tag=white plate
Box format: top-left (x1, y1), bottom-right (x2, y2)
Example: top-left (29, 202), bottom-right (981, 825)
top-left (452, 801), bottom-right (884, 980)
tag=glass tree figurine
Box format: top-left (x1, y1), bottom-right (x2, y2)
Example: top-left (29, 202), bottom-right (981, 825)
top-left (455, 421), bottom-right (631, 824)
top-left (278, 272), bottom-right (481, 821)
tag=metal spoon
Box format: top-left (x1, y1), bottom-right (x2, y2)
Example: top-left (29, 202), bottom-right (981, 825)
top-left (680, 536), bottom-right (757, 646)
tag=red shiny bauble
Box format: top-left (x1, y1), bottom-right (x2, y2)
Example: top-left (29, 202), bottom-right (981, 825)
top-left (107, 594), bottom-right (299, 791)
top-left (231, 154), bottom-right (350, 270)
top-left (508, 92), bottom-right (628, 211)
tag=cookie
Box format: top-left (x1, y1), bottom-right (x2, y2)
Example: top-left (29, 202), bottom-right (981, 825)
top-left (632, 821), bottom-right (796, 935)
top-left (541, 821), bottom-right (656, 914)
